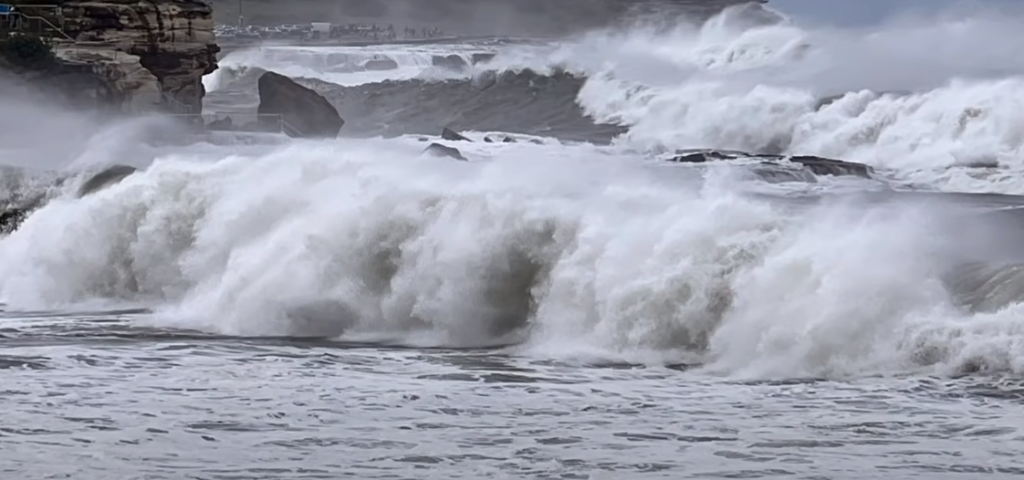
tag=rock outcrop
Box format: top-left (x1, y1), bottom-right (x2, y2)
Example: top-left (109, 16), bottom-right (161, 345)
top-left (363, 59), bottom-right (399, 71)
top-left (667, 149), bottom-right (875, 180)
top-left (423, 143), bottom-right (468, 161)
top-left (432, 54), bottom-right (468, 71)
top-left (1, 0), bottom-right (219, 114)
top-left (257, 71), bottom-right (345, 139)
top-left (442, 127), bottom-right (471, 142)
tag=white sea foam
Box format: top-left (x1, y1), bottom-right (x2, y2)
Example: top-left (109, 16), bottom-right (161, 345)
top-left (204, 43), bottom-right (489, 92)
top-left (480, 4), bottom-right (1024, 194)
top-left (3, 4), bottom-right (1024, 380)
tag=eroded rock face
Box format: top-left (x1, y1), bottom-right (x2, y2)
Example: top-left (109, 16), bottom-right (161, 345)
top-left (50, 47), bottom-right (163, 113)
top-left (258, 71), bottom-right (345, 139)
top-left (9, 0), bottom-right (219, 113)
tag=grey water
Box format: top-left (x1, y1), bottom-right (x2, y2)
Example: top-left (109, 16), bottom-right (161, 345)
top-left (4, 311), bottom-right (1024, 479)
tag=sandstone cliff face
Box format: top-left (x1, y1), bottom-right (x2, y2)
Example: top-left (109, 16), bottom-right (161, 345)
top-left (7, 0), bottom-right (219, 114)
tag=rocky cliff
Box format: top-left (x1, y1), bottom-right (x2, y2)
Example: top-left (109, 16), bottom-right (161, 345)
top-left (2, 0), bottom-right (219, 114)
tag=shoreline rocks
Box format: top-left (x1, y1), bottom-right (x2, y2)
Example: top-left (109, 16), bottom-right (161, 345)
top-left (423, 143), bottom-right (468, 161)
top-left (441, 127), bottom-right (471, 142)
top-left (667, 149), bottom-right (875, 179)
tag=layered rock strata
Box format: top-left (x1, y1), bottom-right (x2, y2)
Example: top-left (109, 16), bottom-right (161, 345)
top-left (2, 0), bottom-right (219, 114)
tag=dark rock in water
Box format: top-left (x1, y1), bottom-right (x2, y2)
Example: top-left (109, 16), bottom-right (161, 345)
top-left (78, 165), bottom-right (138, 198)
top-left (669, 150), bottom-right (745, 163)
top-left (0, 193), bottom-right (48, 235)
top-left (815, 90), bottom-right (912, 111)
top-left (423, 143), bottom-right (468, 161)
top-left (667, 149), bottom-right (873, 179)
top-left (954, 158), bottom-right (999, 169)
top-left (0, 207), bottom-right (29, 235)
top-left (471, 53), bottom-right (497, 65)
top-left (206, 116), bottom-right (233, 131)
top-left (257, 71), bottom-right (345, 139)
top-left (787, 155), bottom-right (873, 178)
top-left (750, 165), bottom-right (818, 184)
top-left (484, 135), bottom-right (517, 144)
top-left (470, 70), bottom-right (498, 91)
top-left (432, 54), bottom-right (468, 71)
top-left (442, 127), bottom-right (471, 142)
top-left (364, 59), bottom-right (399, 71)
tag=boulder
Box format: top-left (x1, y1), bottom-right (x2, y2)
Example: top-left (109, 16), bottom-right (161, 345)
top-left (78, 165), bottom-right (138, 198)
top-left (206, 116), bottom-right (234, 131)
top-left (257, 71), bottom-right (345, 139)
top-left (0, 194), bottom-right (47, 235)
top-left (471, 53), bottom-right (497, 65)
top-left (667, 149), bottom-right (874, 179)
top-left (0, 206), bottom-right (30, 235)
top-left (423, 143), bottom-right (468, 161)
top-left (364, 59), bottom-right (399, 71)
top-left (432, 54), bottom-right (468, 71)
top-left (788, 155), bottom-right (873, 178)
top-left (441, 127), bottom-right (471, 142)
top-left (484, 135), bottom-right (517, 144)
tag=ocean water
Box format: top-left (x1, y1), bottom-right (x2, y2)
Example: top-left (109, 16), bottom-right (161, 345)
top-left (4, 3), bottom-right (1024, 479)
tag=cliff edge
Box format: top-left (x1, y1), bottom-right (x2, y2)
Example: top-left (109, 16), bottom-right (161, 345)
top-left (1, 0), bottom-right (219, 114)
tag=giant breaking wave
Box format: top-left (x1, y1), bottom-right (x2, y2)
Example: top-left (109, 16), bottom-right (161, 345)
top-left (4, 3), bottom-right (1024, 379)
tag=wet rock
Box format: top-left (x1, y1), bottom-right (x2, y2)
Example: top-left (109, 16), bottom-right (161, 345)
top-left (364, 59), bottom-right (399, 71)
top-left (0, 194), bottom-right (47, 235)
top-left (787, 155), bottom-right (873, 178)
top-left (78, 165), bottom-right (138, 197)
top-left (668, 150), bottom-right (745, 163)
top-left (667, 149), bottom-right (873, 179)
top-left (257, 71), bottom-right (345, 139)
top-left (0, 207), bottom-right (29, 235)
top-left (206, 116), bottom-right (233, 131)
top-left (432, 54), bottom-right (468, 71)
top-left (484, 135), bottom-right (516, 144)
top-left (442, 127), bottom-right (471, 142)
top-left (423, 143), bottom-right (468, 161)
top-left (471, 53), bottom-right (496, 65)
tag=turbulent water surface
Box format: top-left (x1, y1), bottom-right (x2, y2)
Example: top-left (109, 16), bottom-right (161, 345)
top-left (6, 3), bottom-right (1024, 479)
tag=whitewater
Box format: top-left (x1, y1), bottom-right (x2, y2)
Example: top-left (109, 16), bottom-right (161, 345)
top-left (4, 4), bottom-right (1024, 479)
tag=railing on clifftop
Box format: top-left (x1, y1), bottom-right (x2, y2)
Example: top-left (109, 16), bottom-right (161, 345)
top-left (161, 93), bottom-right (194, 114)
top-left (0, 4), bottom-right (73, 41)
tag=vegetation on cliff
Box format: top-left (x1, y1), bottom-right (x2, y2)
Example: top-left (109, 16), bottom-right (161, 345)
top-left (0, 34), bottom-right (56, 70)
